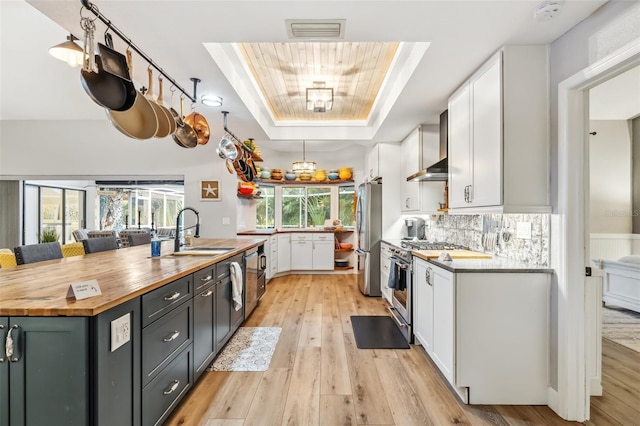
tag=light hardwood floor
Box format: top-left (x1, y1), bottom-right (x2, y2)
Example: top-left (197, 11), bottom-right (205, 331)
top-left (165, 274), bottom-right (632, 425)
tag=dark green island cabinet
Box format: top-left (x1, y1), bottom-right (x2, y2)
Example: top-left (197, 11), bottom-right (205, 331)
top-left (0, 250), bottom-right (251, 426)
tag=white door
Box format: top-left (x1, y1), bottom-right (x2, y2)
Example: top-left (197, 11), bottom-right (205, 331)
top-left (448, 83), bottom-right (472, 208)
top-left (470, 54), bottom-right (502, 207)
top-left (413, 259), bottom-right (434, 352)
top-left (431, 264), bottom-right (455, 382)
top-left (277, 234), bottom-right (291, 273)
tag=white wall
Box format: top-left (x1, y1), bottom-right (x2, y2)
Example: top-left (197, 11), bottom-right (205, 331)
top-left (589, 120), bottom-right (633, 233)
top-left (1, 120), bottom-right (238, 238)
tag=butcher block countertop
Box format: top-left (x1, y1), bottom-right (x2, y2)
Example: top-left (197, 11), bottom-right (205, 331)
top-left (0, 238), bottom-right (265, 317)
top-left (411, 249), bottom-right (492, 261)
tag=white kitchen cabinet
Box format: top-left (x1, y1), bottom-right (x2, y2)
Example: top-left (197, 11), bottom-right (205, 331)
top-left (312, 233), bottom-right (334, 270)
top-left (277, 234), bottom-right (291, 273)
top-left (411, 259), bottom-right (550, 404)
top-left (447, 45), bottom-right (550, 213)
top-left (366, 144), bottom-right (380, 181)
top-left (268, 235), bottom-right (278, 279)
top-left (431, 264), bottom-right (455, 383)
top-left (379, 242), bottom-right (393, 303)
top-left (412, 258), bottom-right (433, 352)
top-left (290, 233), bottom-right (313, 270)
top-left (401, 126), bottom-right (446, 213)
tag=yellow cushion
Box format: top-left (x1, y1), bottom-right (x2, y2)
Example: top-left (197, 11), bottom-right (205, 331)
top-left (62, 242), bottom-right (85, 258)
top-left (0, 252), bottom-right (17, 268)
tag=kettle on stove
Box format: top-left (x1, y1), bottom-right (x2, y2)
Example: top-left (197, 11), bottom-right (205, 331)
top-left (404, 217), bottom-right (425, 240)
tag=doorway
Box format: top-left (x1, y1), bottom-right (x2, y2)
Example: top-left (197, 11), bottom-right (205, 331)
top-left (556, 38), bottom-right (640, 422)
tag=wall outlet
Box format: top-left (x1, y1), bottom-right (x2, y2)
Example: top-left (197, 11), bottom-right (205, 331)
top-left (222, 217), bottom-right (230, 225)
top-left (111, 313), bottom-right (130, 352)
top-left (516, 222), bottom-right (532, 240)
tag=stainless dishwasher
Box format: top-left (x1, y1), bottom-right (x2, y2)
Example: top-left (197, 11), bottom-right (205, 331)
top-left (244, 245), bottom-right (266, 317)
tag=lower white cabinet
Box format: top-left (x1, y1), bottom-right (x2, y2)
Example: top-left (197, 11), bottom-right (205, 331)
top-left (379, 242), bottom-right (393, 303)
top-left (412, 257), bottom-right (550, 404)
top-left (290, 234), bottom-right (313, 270)
top-left (312, 233), bottom-right (334, 270)
top-left (268, 235), bottom-right (278, 279)
top-left (277, 234), bottom-right (291, 273)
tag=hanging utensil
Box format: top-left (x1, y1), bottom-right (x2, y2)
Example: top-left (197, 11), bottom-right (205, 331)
top-left (146, 67), bottom-right (172, 138)
top-left (96, 33), bottom-right (136, 110)
top-left (106, 48), bottom-right (158, 139)
top-left (171, 96), bottom-right (198, 148)
top-left (157, 76), bottom-right (176, 134)
top-left (183, 79), bottom-right (210, 145)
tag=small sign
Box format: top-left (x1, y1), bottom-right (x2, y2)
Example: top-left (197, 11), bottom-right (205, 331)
top-left (201, 180), bottom-right (220, 201)
top-left (66, 279), bottom-right (102, 300)
top-left (438, 251), bottom-right (453, 262)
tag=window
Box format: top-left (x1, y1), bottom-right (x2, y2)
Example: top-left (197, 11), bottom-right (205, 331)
top-left (281, 187), bottom-right (305, 228)
top-left (338, 185), bottom-right (356, 227)
top-left (23, 184), bottom-right (86, 244)
top-left (256, 186), bottom-right (275, 229)
top-left (281, 186), bottom-right (332, 228)
top-left (98, 187), bottom-right (183, 231)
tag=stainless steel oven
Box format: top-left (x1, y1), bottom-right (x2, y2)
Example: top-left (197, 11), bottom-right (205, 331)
top-left (388, 246), bottom-right (413, 343)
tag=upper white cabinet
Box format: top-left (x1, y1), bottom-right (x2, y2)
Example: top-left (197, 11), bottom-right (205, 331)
top-left (448, 45), bottom-right (550, 213)
top-left (366, 144), bottom-right (381, 180)
top-left (401, 126), bottom-right (446, 213)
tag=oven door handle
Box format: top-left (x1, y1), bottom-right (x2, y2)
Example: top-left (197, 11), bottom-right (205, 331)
top-left (388, 307), bottom-right (407, 328)
top-left (390, 256), bottom-right (410, 269)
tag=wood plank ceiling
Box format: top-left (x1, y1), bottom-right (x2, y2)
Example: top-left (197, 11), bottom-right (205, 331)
top-left (237, 42), bottom-right (399, 121)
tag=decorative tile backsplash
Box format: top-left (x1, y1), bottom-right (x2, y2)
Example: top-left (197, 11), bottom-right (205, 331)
top-left (424, 214), bottom-right (550, 266)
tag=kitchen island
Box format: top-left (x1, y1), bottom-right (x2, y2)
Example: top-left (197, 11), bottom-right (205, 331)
top-left (0, 237), bottom-right (265, 426)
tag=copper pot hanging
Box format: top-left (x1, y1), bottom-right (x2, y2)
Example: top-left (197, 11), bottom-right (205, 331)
top-left (184, 111), bottom-right (210, 145)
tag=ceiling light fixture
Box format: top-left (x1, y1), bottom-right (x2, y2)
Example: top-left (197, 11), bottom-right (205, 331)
top-left (48, 34), bottom-right (84, 67)
top-left (306, 81), bottom-right (333, 113)
top-left (292, 140), bottom-right (316, 173)
top-left (201, 95), bottom-right (223, 107)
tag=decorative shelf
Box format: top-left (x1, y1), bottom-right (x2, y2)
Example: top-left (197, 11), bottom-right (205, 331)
top-left (237, 193), bottom-right (262, 199)
top-left (255, 178), bottom-right (354, 185)
top-left (334, 266), bottom-right (354, 271)
top-left (334, 248), bottom-right (354, 252)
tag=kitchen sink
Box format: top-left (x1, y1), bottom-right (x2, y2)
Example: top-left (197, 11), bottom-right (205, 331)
top-left (172, 247), bottom-right (234, 256)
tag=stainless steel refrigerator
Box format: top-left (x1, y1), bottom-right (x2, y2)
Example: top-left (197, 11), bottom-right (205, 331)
top-left (355, 181), bottom-right (382, 296)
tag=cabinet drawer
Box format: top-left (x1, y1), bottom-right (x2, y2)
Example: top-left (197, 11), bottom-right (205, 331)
top-left (194, 266), bottom-right (215, 291)
top-left (381, 243), bottom-right (393, 257)
top-left (312, 233), bottom-right (333, 241)
top-left (142, 300), bottom-right (192, 386)
top-left (142, 275), bottom-right (192, 327)
top-left (290, 233), bottom-right (313, 241)
top-left (215, 253), bottom-right (243, 281)
top-left (142, 345), bottom-right (192, 426)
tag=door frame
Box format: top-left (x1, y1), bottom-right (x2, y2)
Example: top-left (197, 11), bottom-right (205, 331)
top-left (555, 37), bottom-right (640, 421)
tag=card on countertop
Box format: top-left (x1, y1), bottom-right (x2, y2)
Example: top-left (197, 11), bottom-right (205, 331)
top-left (66, 279), bottom-right (102, 300)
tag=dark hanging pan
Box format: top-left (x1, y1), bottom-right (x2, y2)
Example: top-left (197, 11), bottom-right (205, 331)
top-left (80, 24), bottom-right (133, 111)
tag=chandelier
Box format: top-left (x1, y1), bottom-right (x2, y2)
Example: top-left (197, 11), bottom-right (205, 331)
top-left (306, 81), bottom-right (333, 113)
top-left (292, 140), bottom-right (316, 173)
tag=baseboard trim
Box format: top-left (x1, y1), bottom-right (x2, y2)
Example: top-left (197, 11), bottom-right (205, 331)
top-left (547, 387), bottom-right (559, 415)
top-left (590, 377), bottom-right (603, 396)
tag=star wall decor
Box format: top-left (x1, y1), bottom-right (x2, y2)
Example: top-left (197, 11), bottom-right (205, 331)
top-left (201, 180), bottom-right (220, 201)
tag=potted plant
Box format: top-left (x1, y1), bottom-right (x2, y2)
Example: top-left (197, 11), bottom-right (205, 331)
top-left (307, 197), bottom-right (328, 227)
top-left (39, 227), bottom-right (60, 243)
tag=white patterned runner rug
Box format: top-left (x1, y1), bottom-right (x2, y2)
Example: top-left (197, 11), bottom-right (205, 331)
top-left (602, 306), bottom-right (640, 353)
top-left (209, 327), bottom-right (282, 372)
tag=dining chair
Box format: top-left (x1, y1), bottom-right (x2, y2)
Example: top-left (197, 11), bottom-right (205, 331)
top-left (61, 242), bottom-right (86, 258)
top-left (82, 236), bottom-right (119, 254)
top-left (118, 229), bottom-right (148, 248)
top-left (128, 232), bottom-right (152, 247)
top-left (0, 250), bottom-right (17, 268)
top-left (14, 242), bottom-right (63, 265)
top-left (72, 228), bottom-right (90, 242)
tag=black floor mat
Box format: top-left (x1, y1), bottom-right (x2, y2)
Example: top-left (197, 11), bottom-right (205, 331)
top-left (350, 315), bottom-right (410, 349)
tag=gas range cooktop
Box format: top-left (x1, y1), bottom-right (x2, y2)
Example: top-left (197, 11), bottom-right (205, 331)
top-left (400, 240), bottom-right (469, 251)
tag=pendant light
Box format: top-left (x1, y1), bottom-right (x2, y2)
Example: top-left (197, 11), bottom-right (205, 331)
top-left (49, 34), bottom-right (84, 68)
top-left (292, 140), bottom-right (316, 173)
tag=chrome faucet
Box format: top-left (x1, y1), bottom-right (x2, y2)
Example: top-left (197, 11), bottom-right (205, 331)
top-left (174, 207), bottom-right (200, 252)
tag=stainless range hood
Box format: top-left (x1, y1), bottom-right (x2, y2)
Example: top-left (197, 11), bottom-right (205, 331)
top-left (407, 110), bottom-right (448, 182)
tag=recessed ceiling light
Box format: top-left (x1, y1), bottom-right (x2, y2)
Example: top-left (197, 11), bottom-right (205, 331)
top-left (533, 1), bottom-right (563, 21)
top-left (201, 95), bottom-right (223, 107)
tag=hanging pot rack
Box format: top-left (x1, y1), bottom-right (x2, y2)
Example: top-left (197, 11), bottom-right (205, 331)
top-left (79, 0), bottom-right (196, 103)
top-left (221, 111), bottom-right (253, 155)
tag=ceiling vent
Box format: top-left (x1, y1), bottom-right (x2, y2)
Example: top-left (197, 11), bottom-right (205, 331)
top-left (286, 19), bottom-right (346, 39)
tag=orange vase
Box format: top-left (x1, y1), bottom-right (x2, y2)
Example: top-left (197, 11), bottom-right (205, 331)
top-left (338, 167), bottom-right (352, 180)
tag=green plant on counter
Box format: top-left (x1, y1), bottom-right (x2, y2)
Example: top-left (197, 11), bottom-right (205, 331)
top-left (39, 227), bottom-right (60, 243)
top-left (307, 196), bottom-right (328, 227)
